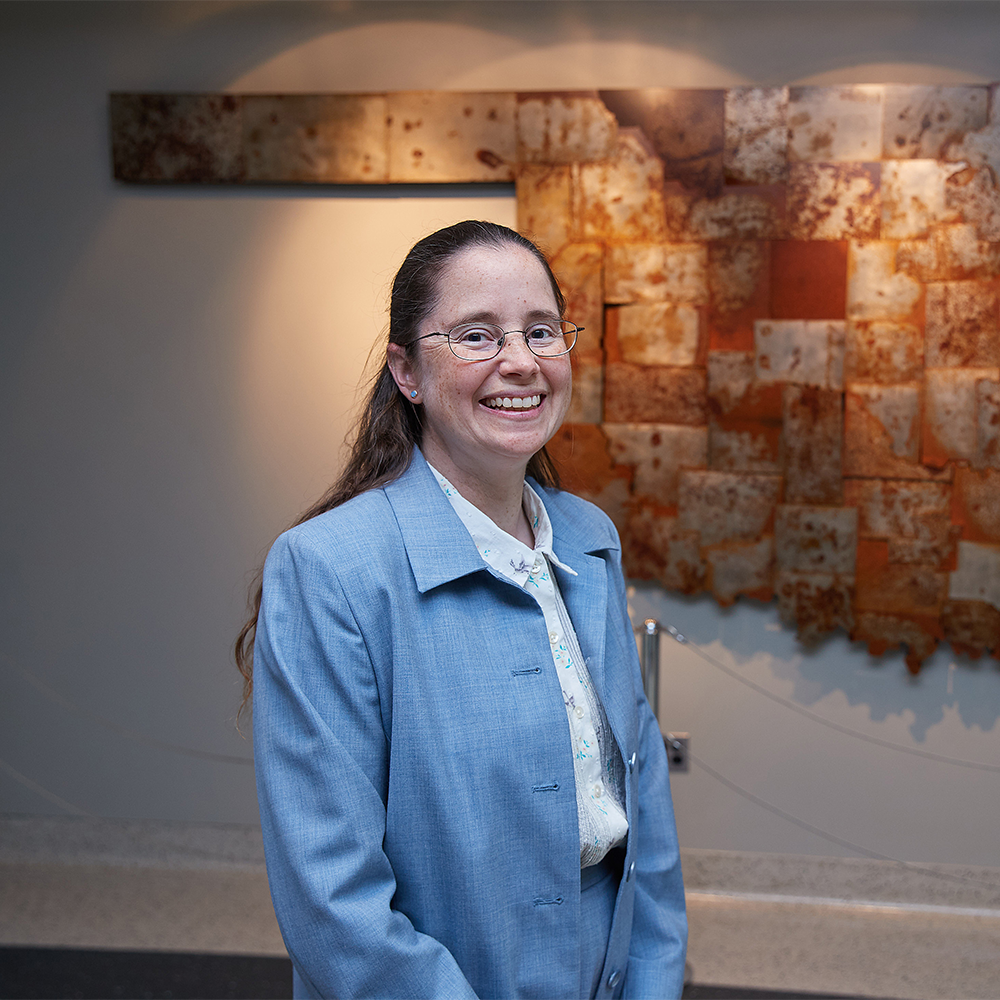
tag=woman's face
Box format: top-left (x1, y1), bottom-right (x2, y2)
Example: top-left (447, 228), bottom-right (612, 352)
top-left (391, 243), bottom-right (572, 488)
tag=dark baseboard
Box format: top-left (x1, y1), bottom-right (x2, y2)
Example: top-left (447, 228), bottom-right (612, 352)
top-left (0, 946), bottom-right (890, 1000)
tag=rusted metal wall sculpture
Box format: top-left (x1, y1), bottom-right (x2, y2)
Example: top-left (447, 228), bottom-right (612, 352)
top-left (111, 87), bottom-right (1000, 669)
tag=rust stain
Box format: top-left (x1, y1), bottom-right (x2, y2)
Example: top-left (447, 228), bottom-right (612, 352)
top-left (475, 149), bottom-right (504, 168)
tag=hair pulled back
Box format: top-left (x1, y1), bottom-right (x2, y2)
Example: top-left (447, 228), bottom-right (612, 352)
top-left (235, 221), bottom-right (566, 717)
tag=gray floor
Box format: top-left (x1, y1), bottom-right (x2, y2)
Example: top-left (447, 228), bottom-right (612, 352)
top-left (3, 816), bottom-right (1000, 999)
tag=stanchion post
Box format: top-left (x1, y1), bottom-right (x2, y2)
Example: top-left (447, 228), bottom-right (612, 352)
top-left (640, 618), bottom-right (660, 723)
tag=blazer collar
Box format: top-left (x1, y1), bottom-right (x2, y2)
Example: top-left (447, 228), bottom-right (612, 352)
top-left (383, 449), bottom-right (493, 593)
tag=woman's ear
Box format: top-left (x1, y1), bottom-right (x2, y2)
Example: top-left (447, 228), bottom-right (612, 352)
top-left (387, 343), bottom-right (420, 403)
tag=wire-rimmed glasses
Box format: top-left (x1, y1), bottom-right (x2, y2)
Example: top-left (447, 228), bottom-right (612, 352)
top-left (416, 320), bottom-right (581, 361)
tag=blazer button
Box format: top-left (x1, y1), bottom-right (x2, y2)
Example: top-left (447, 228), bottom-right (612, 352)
top-left (607, 969), bottom-right (621, 989)
top-left (628, 751), bottom-right (636, 771)
top-left (625, 861), bottom-right (635, 882)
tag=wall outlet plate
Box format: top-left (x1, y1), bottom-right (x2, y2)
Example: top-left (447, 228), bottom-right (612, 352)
top-left (664, 732), bottom-right (689, 773)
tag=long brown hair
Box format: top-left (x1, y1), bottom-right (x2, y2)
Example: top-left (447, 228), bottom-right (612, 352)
top-left (235, 221), bottom-right (566, 719)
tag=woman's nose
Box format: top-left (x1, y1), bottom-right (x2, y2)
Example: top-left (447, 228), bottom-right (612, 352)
top-left (496, 333), bottom-right (540, 372)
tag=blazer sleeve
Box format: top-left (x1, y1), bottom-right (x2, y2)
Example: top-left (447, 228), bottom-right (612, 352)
top-left (610, 553), bottom-right (688, 1000)
top-left (252, 529), bottom-right (478, 1000)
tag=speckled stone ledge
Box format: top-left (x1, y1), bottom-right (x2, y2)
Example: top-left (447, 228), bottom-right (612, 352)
top-left (681, 846), bottom-right (1000, 911)
top-left (0, 815), bottom-right (266, 870)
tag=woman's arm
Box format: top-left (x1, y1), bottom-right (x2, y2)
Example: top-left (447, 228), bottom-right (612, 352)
top-left (608, 560), bottom-right (688, 1000)
top-left (253, 529), bottom-right (478, 1000)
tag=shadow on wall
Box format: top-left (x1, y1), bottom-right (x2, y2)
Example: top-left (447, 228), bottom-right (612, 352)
top-left (630, 584), bottom-right (1000, 741)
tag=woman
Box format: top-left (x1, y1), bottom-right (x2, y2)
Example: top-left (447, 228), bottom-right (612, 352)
top-left (236, 220), bottom-right (687, 999)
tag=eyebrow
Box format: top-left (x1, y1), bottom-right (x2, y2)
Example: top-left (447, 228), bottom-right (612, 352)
top-left (451, 308), bottom-right (561, 327)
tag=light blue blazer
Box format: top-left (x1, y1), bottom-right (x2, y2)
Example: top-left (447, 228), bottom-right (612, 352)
top-left (253, 450), bottom-right (687, 999)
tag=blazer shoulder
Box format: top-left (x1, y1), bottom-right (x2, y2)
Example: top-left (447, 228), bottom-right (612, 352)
top-left (536, 485), bottom-right (621, 553)
top-left (268, 488), bottom-right (405, 575)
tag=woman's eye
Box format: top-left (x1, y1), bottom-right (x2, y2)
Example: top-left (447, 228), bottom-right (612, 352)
top-left (527, 325), bottom-right (557, 340)
top-left (454, 327), bottom-right (493, 344)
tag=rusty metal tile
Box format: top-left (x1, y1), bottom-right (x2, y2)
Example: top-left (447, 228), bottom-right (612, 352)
top-left (724, 87), bottom-right (789, 185)
top-left (604, 243), bottom-right (707, 305)
top-left (545, 423), bottom-right (631, 531)
top-left (566, 362), bottom-right (604, 424)
top-left (616, 302), bottom-right (700, 366)
top-left (976, 377), bottom-right (1000, 469)
top-left (948, 540), bottom-right (1000, 610)
top-left (709, 241), bottom-right (768, 314)
top-left (110, 93), bottom-right (244, 182)
top-left (603, 364), bottom-right (707, 424)
top-left (770, 241), bottom-right (847, 320)
top-left (845, 321), bottom-right (923, 383)
top-left (941, 85), bottom-right (1000, 177)
top-left (788, 163), bottom-right (880, 241)
top-left (677, 469), bottom-right (782, 546)
top-left (243, 95), bottom-right (387, 182)
top-left (782, 385), bottom-right (844, 505)
top-left (925, 281), bottom-right (1000, 367)
top-left (579, 129), bottom-right (667, 242)
top-left (517, 165), bottom-right (576, 255)
top-left (706, 537), bottom-right (775, 605)
top-left (856, 563), bottom-right (948, 615)
top-left (843, 383), bottom-right (938, 479)
top-left (943, 89), bottom-right (1000, 240)
top-left (940, 599), bottom-right (1000, 655)
top-left (678, 188), bottom-right (787, 241)
top-left (621, 506), bottom-right (706, 593)
top-left (708, 418), bottom-right (782, 473)
top-left (844, 478), bottom-right (955, 569)
top-left (708, 241), bottom-right (770, 350)
top-left (882, 85), bottom-right (989, 159)
top-left (599, 89), bottom-right (724, 196)
top-left (923, 367), bottom-right (1000, 465)
top-left (549, 243), bottom-right (603, 363)
top-left (387, 92), bottom-right (515, 182)
top-left (516, 93), bottom-right (617, 163)
top-left (880, 160), bottom-right (960, 239)
top-left (603, 423), bottom-right (707, 503)
top-left (851, 611), bottom-right (940, 670)
top-left (952, 467), bottom-right (1000, 542)
top-left (788, 85), bottom-right (884, 163)
top-left (897, 224), bottom-right (1000, 281)
top-left (775, 504), bottom-right (857, 574)
top-left (887, 522), bottom-right (961, 569)
top-left (707, 351), bottom-right (755, 414)
top-left (847, 241), bottom-right (922, 321)
top-left (754, 320), bottom-right (845, 389)
top-left (944, 165), bottom-right (1000, 242)
top-left (776, 571), bottom-right (855, 641)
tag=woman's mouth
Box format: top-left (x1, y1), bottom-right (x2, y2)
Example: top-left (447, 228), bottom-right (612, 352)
top-left (481, 394), bottom-right (543, 411)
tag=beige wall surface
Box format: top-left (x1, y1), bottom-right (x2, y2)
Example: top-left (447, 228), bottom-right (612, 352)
top-left (2, 1), bottom-right (1000, 864)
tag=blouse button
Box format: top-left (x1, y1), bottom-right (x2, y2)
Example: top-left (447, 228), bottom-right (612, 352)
top-left (549, 631), bottom-right (559, 644)
top-left (593, 783), bottom-right (603, 799)
top-left (533, 558), bottom-right (544, 574)
top-left (574, 705), bottom-right (585, 719)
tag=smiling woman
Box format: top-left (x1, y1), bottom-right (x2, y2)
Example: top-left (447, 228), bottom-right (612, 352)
top-left (236, 221), bottom-right (687, 999)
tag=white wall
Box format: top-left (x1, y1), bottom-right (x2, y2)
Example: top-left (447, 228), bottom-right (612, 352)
top-left (2, 1), bottom-right (999, 863)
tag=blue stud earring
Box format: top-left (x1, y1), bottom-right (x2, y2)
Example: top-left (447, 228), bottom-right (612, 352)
top-left (410, 391), bottom-right (418, 399)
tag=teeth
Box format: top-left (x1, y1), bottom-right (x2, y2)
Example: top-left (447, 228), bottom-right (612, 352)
top-left (484, 395), bottom-right (541, 410)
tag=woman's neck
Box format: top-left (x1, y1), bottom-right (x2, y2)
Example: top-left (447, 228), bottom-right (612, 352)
top-left (424, 449), bottom-right (534, 547)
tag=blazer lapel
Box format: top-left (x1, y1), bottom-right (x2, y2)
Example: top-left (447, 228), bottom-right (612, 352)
top-left (383, 449), bottom-right (489, 593)
top-left (549, 501), bottom-right (636, 744)
top-left (548, 540), bottom-right (609, 699)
